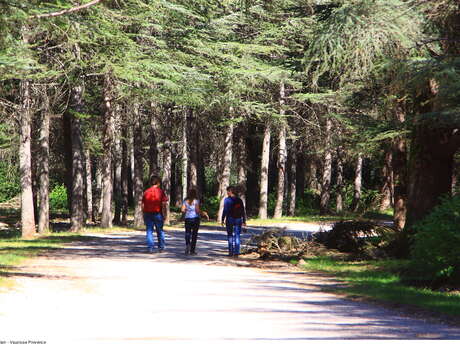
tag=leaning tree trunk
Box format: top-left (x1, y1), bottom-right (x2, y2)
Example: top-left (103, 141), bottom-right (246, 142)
top-left (258, 122), bottom-right (271, 219)
top-left (133, 104), bottom-right (144, 228)
top-left (217, 119), bottom-right (234, 221)
top-left (19, 78), bottom-right (36, 239)
top-left (162, 107), bottom-right (173, 225)
top-left (69, 85), bottom-right (85, 232)
top-left (288, 141), bottom-right (297, 217)
top-left (379, 149), bottom-right (393, 211)
top-left (100, 74), bottom-right (115, 228)
top-left (351, 154), bottom-right (363, 213)
top-left (320, 118), bottom-right (332, 215)
top-left (335, 147), bottom-right (345, 214)
top-left (37, 92), bottom-right (50, 234)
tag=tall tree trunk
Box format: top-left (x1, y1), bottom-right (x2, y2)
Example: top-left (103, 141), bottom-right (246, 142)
top-left (307, 156), bottom-right (319, 191)
top-left (93, 161), bottom-right (102, 221)
top-left (406, 128), bottom-right (458, 229)
top-left (379, 149), bottom-right (393, 211)
top-left (258, 122), bottom-right (271, 219)
top-left (236, 127), bottom-right (247, 205)
top-left (188, 109), bottom-right (199, 191)
top-left (274, 124), bottom-right (287, 219)
top-left (320, 118), bottom-right (332, 215)
top-left (296, 150), bottom-right (306, 199)
top-left (19, 78), bottom-right (36, 238)
top-left (148, 108), bottom-right (159, 178)
top-left (101, 74), bottom-right (115, 228)
top-left (121, 119), bottom-right (129, 225)
top-left (288, 142), bottom-right (297, 217)
top-left (37, 92), bottom-right (50, 234)
top-left (335, 147), bottom-right (344, 214)
top-left (69, 85), bottom-right (85, 232)
top-left (112, 106), bottom-right (122, 225)
top-left (274, 82), bottom-right (287, 219)
top-left (162, 107), bottom-right (173, 225)
top-left (133, 104), bottom-right (144, 228)
top-left (182, 109), bottom-right (188, 201)
top-left (85, 149), bottom-right (93, 224)
top-left (351, 154), bottom-right (363, 213)
top-left (217, 118), bottom-right (234, 221)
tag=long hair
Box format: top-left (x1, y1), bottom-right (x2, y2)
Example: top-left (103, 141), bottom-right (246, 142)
top-left (185, 188), bottom-right (198, 202)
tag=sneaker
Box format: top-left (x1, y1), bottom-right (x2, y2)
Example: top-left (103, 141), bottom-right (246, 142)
top-left (185, 244), bottom-right (191, 255)
top-left (158, 248), bottom-right (164, 253)
top-left (148, 248), bottom-right (154, 254)
top-left (190, 251), bottom-right (197, 255)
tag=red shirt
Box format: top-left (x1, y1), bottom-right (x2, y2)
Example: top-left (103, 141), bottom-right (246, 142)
top-left (142, 186), bottom-right (168, 213)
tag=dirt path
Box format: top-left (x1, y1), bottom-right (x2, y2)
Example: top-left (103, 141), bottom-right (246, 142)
top-left (1, 228), bottom-right (459, 344)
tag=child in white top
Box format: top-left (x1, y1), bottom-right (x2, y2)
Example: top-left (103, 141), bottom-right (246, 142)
top-left (181, 189), bottom-right (209, 255)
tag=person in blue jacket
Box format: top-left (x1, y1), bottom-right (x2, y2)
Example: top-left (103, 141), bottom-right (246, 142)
top-left (221, 186), bottom-right (246, 257)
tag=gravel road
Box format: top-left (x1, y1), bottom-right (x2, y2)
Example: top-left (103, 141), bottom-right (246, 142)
top-left (0, 227), bottom-right (459, 345)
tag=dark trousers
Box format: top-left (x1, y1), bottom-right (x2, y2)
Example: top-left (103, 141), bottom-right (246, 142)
top-left (185, 217), bottom-right (200, 252)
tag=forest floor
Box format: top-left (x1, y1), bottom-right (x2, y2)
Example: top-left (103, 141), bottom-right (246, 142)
top-left (0, 226), bottom-right (459, 345)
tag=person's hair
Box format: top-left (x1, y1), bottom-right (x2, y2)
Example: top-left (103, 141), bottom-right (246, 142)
top-left (226, 185), bottom-right (238, 196)
top-left (150, 175), bottom-right (161, 186)
top-left (186, 188), bottom-right (198, 202)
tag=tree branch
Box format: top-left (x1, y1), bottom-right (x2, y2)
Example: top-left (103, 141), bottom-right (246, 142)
top-left (31, 0), bottom-right (104, 19)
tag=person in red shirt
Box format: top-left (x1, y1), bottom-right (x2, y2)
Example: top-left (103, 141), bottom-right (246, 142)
top-left (142, 175), bottom-right (168, 253)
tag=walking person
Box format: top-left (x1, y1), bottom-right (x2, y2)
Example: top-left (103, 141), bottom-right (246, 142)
top-left (221, 186), bottom-right (246, 257)
top-left (142, 175), bottom-right (168, 253)
top-left (181, 188), bottom-right (209, 255)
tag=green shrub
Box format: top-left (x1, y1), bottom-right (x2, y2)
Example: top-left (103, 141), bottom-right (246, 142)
top-left (0, 162), bottom-right (20, 203)
top-left (49, 184), bottom-right (68, 211)
top-left (202, 195), bottom-right (220, 219)
top-left (409, 194), bottom-right (460, 285)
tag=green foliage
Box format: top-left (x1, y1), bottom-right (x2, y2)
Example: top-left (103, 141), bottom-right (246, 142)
top-left (202, 195), bottom-right (220, 219)
top-left (409, 195), bottom-right (460, 285)
top-left (49, 184), bottom-right (68, 211)
top-left (0, 162), bottom-right (19, 203)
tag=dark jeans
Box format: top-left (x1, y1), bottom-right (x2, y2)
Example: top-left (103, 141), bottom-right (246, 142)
top-left (185, 217), bottom-right (200, 252)
top-left (144, 212), bottom-right (165, 250)
top-left (226, 216), bottom-right (243, 255)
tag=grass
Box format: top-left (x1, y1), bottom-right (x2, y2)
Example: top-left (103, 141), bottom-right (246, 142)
top-left (299, 256), bottom-right (460, 317)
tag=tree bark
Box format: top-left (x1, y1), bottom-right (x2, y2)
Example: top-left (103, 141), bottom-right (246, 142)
top-left (217, 118), bottom-right (234, 221)
top-left (274, 122), bottom-right (287, 218)
top-left (288, 142), bottom-right (297, 217)
top-left (320, 118), bottom-right (332, 215)
top-left (121, 117), bottom-right (129, 225)
top-left (351, 153), bottom-right (363, 212)
top-left (37, 92), bottom-right (50, 234)
top-left (69, 85), bottom-right (85, 232)
top-left (133, 104), bottom-right (144, 228)
top-left (85, 149), bottom-right (93, 224)
top-left (93, 160), bottom-right (102, 221)
top-left (236, 127), bottom-right (248, 206)
top-left (100, 74), bottom-right (115, 228)
top-left (113, 119), bottom-right (122, 225)
top-left (406, 128), bottom-right (458, 229)
top-left (379, 149), bottom-right (393, 211)
top-left (258, 122), bottom-right (271, 219)
top-left (182, 109), bottom-right (188, 201)
top-left (148, 108), bottom-right (159, 178)
top-left (162, 107), bottom-right (173, 225)
top-left (188, 109), bottom-right (199, 191)
top-left (335, 147), bottom-right (344, 214)
top-left (19, 78), bottom-right (36, 239)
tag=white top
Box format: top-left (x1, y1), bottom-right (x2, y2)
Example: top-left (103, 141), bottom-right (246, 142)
top-left (183, 199), bottom-right (199, 219)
